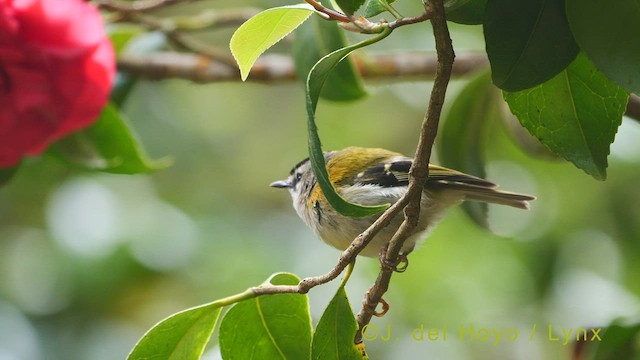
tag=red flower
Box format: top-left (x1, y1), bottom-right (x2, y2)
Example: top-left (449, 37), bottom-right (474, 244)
top-left (0, 0), bottom-right (115, 167)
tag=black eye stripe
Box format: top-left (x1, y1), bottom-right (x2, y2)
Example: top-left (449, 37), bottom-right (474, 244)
top-left (288, 171), bottom-right (303, 187)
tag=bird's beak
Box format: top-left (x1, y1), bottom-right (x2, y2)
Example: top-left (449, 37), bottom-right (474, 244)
top-left (270, 180), bottom-right (292, 189)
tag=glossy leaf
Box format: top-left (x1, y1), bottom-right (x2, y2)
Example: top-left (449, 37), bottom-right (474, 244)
top-left (128, 303), bottom-right (221, 360)
top-left (336, 0), bottom-right (365, 16)
top-left (439, 70), bottom-right (499, 228)
top-left (230, 5), bottom-right (314, 81)
top-left (292, 16), bottom-right (366, 102)
top-left (504, 53), bottom-right (629, 180)
top-left (219, 273), bottom-right (312, 360)
top-left (445, 0), bottom-right (487, 25)
top-left (566, 0), bottom-right (640, 95)
top-left (0, 167), bottom-right (17, 187)
top-left (363, 0), bottom-right (396, 18)
top-left (589, 322), bottom-right (640, 359)
top-left (484, 0), bottom-right (579, 91)
top-left (311, 283), bottom-right (363, 360)
top-left (306, 28), bottom-right (392, 217)
top-left (54, 104), bottom-right (172, 174)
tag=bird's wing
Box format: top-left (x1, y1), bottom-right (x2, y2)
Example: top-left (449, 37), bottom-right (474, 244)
top-left (355, 160), bottom-right (496, 188)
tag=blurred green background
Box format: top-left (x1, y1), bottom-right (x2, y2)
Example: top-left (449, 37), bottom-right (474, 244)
top-left (1, 1), bottom-right (640, 359)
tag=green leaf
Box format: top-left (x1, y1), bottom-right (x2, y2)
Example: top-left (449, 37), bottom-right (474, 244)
top-left (306, 28), bottom-right (392, 217)
top-left (439, 70), bottom-right (499, 228)
top-left (363, 0), bottom-right (395, 17)
top-left (219, 273), bottom-right (312, 360)
top-left (292, 16), bottom-right (366, 102)
top-left (566, 0), bottom-right (640, 95)
top-left (54, 104), bottom-right (172, 174)
top-left (127, 303), bottom-right (222, 360)
top-left (311, 283), bottom-right (363, 360)
top-left (484, 0), bottom-right (579, 91)
top-left (111, 74), bottom-right (137, 108)
top-left (230, 5), bottom-right (315, 81)
top-left (444, 0), bottom-right (487, 25)
top-left (336, 0), bottom-right (365, 16)
top-left (503, 53), bottom-right (629, 180)
top-left (0, 167), bottom-right (18, 188)
top-left (590, 322), bottom-right (640, 359)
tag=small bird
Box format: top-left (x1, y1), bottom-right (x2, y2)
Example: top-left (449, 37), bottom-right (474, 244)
top-left (271, 147), bottom-right (535, 257)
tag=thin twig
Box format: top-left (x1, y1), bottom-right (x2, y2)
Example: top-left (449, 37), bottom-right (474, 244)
top-left (355, 0), bottom-right (454, 343)
top-left (304, 0), bottom-right (351, 22)
top-left (250, 189), bottom-right (417, 297)
top-left (388, 7), bottom-right (433, 29)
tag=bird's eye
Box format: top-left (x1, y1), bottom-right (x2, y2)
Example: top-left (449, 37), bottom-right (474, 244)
top-left (295, 172), bottom-right (302, 183)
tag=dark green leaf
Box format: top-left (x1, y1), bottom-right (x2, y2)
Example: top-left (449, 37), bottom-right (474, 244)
top-left (484, 0), bottom-right (579, 91)
top-left (0, 167), bottom-right (18, 188)
top-left (589, 322), bottom-right (640, 360)
top-left (336, 0), bottom-right (365, 16)
top-left (566, 0), bottom-right (640, 95)
top-left (219, 273), bottom-right (312, 360)
top-left (363, 0), bottom-right (396, 18)
top-left (501, 106), bottom-right (558, 161)
top-left (438, 70), bottom-right (499, 228)
top-left (292, 15), bottom-right (366, 102)
top-left (504, 53), bottom-right (629, 180)
top-left (111, 74), bottom-right (137, 107)
top-left (445, 0), bottom-right (487, 25)
top-left (311, 284), bottom-right (363, 360)
top-left (306, 28), bottom-right (392, 217)
top-left (54, 104), bottom-right (172, 174)
top-left (127, 303), bottom-right (221, 360)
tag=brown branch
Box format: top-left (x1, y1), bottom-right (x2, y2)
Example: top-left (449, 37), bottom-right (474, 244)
top-left (96, 0), bottom-right (192, 12)
top-left (388, 7), bottom-right (433, 29)
top-left (304, 0), bottom-right (351, 22)
top-left (355, 0), bottom-right (454, 343)
top-left (116, 51), bottom-right (487, 82)
top-left (338, 4), bottom-right (432, 34)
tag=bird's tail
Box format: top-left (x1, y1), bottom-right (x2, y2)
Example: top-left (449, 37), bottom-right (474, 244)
top-left (433, 182), bottom-right (535, 209)
top-left (426, 165), bottom-right (535, 209)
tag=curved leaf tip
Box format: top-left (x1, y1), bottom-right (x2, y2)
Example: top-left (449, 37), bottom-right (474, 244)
top-left (230, 4), bottom-right (315, 81)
